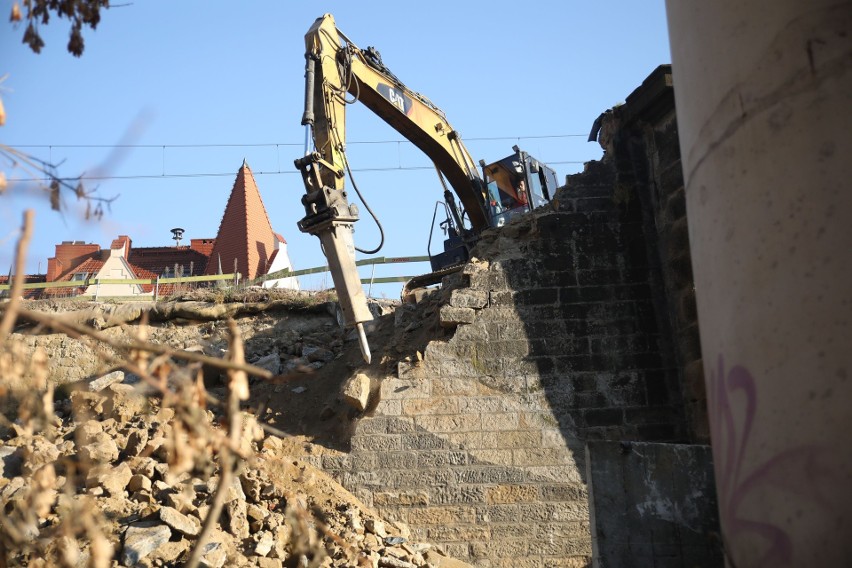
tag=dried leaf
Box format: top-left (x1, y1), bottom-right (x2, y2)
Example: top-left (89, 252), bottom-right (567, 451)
top-left (75, 181), bottom-right (85, 199)
top-left (68, 26), bottom-right (84, 57)
top-left (0, 171), bottom-right (7, 194)
top-left (23, 22), bottom-right (45, 54)
top-left (0, 94), bottom-right (5, 126)
top-left (49, 179), bottom-right (61, 210)
top-left (9, 2), bottom-right (21, 23)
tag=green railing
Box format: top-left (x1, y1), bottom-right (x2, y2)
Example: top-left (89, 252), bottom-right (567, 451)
top-left (250, 255), bottom-right (430, 286)
top-left (1, 254), bottom-right (433, 301)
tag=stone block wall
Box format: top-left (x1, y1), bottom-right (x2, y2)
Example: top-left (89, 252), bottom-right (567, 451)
top-left (315, 65), bottom-right (710, 567)
top-left (586, 441), bottom-right (722, 567)
top-left (603, 65), bottom-right (707, 441)
top-left (321, 156), bottom-right (689, 566)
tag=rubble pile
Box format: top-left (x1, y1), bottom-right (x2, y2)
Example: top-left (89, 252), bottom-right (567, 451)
top-left (0, 294), bottom-right (471, 568)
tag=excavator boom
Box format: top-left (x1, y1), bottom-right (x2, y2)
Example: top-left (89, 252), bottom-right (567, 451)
top-left (294, 14), bottom-right (558, 363)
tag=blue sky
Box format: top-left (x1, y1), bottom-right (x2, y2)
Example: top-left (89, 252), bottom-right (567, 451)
top-left (1, 1), bottom-right (671, 297)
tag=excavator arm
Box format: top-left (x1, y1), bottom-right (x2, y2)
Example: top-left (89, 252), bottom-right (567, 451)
top-left (295, 13), bottom-right (490, 363)
top-left (299, 13), bottom-right (489, 231)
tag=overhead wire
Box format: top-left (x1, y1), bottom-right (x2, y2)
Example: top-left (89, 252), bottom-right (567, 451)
top-left (6, 161), bottom-right (587, 184)
top-left (8, 133), bottom-right (588, 150)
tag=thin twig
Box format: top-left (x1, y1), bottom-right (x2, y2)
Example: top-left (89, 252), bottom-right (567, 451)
top-left (0, 209), bottom-right (34, 341)
top-left (185, 320), bottom-right (247, 568)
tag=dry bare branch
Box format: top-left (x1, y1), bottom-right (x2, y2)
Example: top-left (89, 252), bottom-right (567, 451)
top-left (0, 209), bottom-right (33, 341)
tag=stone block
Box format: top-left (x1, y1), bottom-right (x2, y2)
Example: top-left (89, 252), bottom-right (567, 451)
top-left (402, 397), bottom-right (460, 416)
top-left (484, 484), bottom-right (540, 504)
top-left (122, 522), bottom-right (172, 567)
top-left (350, 435), bottom-right (402, 452)
top-left (88, 370), bottom-right (125, 392)
top-left (468, 448), bottom-right (513, 465)
top-left (453, 467), bottom-right (526, 485)
top-left (380, 378), bottom-right (431, 400)
top-left (449, 289), bottom-right (488, 309)
top-left (416, 450), bottom-right (467, 468)
top-left (427, 524), bottom-right (491, 542)
top-left (342, 373), bottom-right (371, 411)
top-left (439, 306), bottom-right (476, 328)
top-left (405, 506), bottom-right (476, 525)
top-left (415, 414), bottom-right (481, 433)
top-left (401, 433), bottom-right (453, 451)
top-left (479, 413), bottom-right (520, 432)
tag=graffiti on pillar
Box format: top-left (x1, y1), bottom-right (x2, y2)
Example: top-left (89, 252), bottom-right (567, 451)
top-left (708, 355), bottom-right (835, 566)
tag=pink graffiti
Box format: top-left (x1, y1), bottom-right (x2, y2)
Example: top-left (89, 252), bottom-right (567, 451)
top-left (708, 355), bottom-right (836, 567)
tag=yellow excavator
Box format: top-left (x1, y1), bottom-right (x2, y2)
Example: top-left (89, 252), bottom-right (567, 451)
top-left (294, 13), bottom-right (559, 363)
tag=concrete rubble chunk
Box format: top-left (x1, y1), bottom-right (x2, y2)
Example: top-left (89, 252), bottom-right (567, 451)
top-left (149, 540), bottom-right (190, 565)
top-left (124, 429), bottom-right (149, 457)
top-left (16, 436), bottom-right (60, 476)
top-left (88, 370), bottom-right (125, 392)
top-left (78, 431), bottom-right (119, 463)
top-left (302, 345), bottom-right (333, 363)
top-left (87, 462), bottom-right (132, 496)
top-left (423, 549), bottom-right (475, 568)
top-left (104, 383), bottom-right (148, 425)
top-left (0, 446), bottom-right (21, 478)
top-left (204, 474), bottom-right (245, 502)
top-left (127, 474), bottom-right (152, 493)
top-left (252, 352), bottom-right (281, 376)
top-left (122, 522), bottom-right (172, 566)
top-left (159, 505), bottom-right (201, 536)
top-left (254, 530), bottom-right (275, 557)
top-left (342, 373), bottom-right (371, 411)
top-left (163, 487), bottom-right (196, 513)
top-left (378, 557), bottom-right (417, 568)
top-left (270, 525), bottom-right (292, 559)
top-left (69, 390), bottom-right (107, 417)
top-left (247, 503), bottom-right (270, 522)
top-left (200, 541), bottom-right (227, 568)
top-left (240, 471), bottom-right (264, 503)
top-left (226, 498), bottom-right (251, 539)
top-left (365, 518), bottom-right (387, 538)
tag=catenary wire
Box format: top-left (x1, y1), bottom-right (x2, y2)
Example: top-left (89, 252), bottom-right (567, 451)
top-left (6, 161), bottom-right (587, 183)
top-left (8, 133), bottom-right (588, 150)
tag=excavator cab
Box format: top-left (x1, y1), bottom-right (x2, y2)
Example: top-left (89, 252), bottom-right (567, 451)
top-left (481, 147), bottom-right (559, 227)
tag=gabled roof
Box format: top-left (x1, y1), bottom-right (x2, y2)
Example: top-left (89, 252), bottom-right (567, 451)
top-left (43, 257), bottom-right (105, 296)
top-left (0, 274), bottom-right (46, 299)
top-left (64, 257), bottom-right (105, 279)
top-left (204, 161), bottom-right (277, 280)
top-left (128, 246), bottom-right (210, 276)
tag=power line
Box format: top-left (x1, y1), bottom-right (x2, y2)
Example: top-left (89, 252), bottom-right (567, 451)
top-left (7, 160), bottom-right (587, 183)
top-left (8, 133), bottom-right (589, 150)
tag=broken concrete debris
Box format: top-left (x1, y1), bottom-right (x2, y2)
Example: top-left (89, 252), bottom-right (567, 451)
top-left (0, 366), bottom-right (472, 568)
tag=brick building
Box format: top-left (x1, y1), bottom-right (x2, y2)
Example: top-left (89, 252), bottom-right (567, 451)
top-left (39, 161), bottom-right (298, 298)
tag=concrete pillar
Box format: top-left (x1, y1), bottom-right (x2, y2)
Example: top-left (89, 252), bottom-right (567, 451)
top-left (664, 1), bottom-right (852, 565)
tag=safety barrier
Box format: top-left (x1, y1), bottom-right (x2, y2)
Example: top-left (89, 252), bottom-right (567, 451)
top-left (250, 255), bottom-right (431, 287)
top-left (1, 255), bottom-right (432, 301)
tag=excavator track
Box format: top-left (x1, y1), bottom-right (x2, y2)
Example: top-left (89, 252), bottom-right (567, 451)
top-left (401, 263), bottom-right (466, 301)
